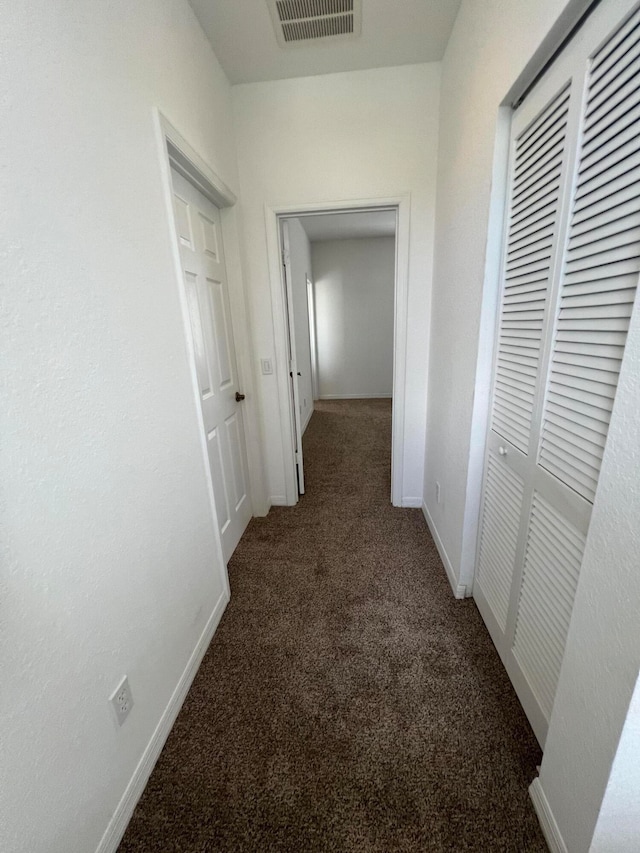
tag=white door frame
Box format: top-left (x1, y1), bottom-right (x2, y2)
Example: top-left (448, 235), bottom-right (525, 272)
top-left (153, 110), bottom-right (267, 585)
top-left (306, 275), bottom-right (319, 402)
top-left (265, 195), bottom-right (410, 507)
top-left (281, 220), bottom-right (305, 495)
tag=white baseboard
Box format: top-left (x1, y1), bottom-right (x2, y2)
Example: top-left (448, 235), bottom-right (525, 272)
top-left (301, 405), bottom-right (313, 435)
top-left (96, 590), bottom-right (230, 853)
top-left (401, 497), bottom-right (422, 508)
top-left (318, 394), bottom-right (393, 400)
top-left (421, 501), bottom-right (467, 599)
top-left (269, 494), bottom-right (288, 506)
top-left (530, 778), bottom-right (568, 853)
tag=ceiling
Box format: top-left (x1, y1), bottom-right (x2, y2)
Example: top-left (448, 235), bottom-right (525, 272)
top-left (297, 210), bottom-right (396, 242)
top-left (189, 0), bottom-right (462, 84)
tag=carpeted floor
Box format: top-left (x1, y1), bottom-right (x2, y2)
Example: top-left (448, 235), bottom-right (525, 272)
top-left (118, 399), bottom-right (546, 852)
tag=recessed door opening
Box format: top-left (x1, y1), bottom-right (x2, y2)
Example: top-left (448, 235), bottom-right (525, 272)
top-left (279, 208), bottom-right (397, 500)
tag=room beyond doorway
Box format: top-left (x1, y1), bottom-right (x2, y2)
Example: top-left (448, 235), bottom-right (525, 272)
top-left (270, 200), bottom-right (407, 506)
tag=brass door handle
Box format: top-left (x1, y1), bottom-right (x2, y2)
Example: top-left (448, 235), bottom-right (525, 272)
top-left (235, 392), bottom-right (246, 402)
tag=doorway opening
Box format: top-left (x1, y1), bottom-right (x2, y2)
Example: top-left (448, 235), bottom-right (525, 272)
top-left (273, 204), bottom-right (404, 503)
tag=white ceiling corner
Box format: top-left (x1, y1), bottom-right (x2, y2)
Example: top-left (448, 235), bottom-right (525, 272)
top-left (297, 210), bottom-right (396, 242)
top-left (189, 0), bottom-right (462, 84)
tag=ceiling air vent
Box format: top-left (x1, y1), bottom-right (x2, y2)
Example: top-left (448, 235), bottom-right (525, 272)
top-left (267, 0), bottom-right (362, 48)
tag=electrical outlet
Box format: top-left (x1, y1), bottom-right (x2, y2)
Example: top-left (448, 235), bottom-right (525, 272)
top-left (436, 481), bottom-right (442, 504)
top-left (110, 676), bottom-right (134, 726)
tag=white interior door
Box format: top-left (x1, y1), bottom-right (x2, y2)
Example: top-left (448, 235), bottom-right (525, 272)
top-left (474, 0), bottom-right (640, 746)
top-left (171, 166), bottom-right (252, 563)
top-left (282, 220), bottom-right (305, 495)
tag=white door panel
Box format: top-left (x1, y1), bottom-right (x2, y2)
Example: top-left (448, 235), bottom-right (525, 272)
top-left (475, 452), bottom-right (525, 631)
top-left (171, 167), bottom-right (252, 563)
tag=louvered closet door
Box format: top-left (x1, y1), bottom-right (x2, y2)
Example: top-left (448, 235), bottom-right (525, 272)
top-left (474, 0), bottom-right (640, 747)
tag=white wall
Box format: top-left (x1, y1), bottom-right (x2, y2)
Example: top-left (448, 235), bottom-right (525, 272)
top-left (285, 219), bottom-right (314, 432)
top-left (232, 63), bottom-right (440, 504)
top-left (312, 237), bottom-right (395, 399)
top-left (426, 0), bottom-right (640, 850)
top-left (590, 675), bottom-right (640, 852)
top-left (1, 2), bottom-right (247, 851)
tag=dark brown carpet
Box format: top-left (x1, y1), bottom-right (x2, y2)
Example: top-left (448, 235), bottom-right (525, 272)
top-left (118, 399), bottom-right (546, 852)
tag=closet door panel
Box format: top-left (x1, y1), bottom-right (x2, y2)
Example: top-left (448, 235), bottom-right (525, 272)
top-left (474, 71), bottom-right (576, 748)
top-left (512, 494), bottom-right (586, 720)
top-left (539, 3), bottom-right (640, 504)
top-left (476, 453), bottom-right (525, 630)
top-left (474, 0), bottom-right (640, 748)
top-left (490, 86), bottom-right (571, 456)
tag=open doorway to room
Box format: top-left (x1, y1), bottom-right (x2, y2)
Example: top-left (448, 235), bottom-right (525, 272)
top-left (278, 208), bottom-right (398, 501)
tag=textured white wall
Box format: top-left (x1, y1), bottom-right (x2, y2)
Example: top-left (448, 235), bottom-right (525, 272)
top-left (1, 1), bottom-right (242, 851)
top-left (312, 238), bottom-right (395, 399)
top-left (590, 675), bottom-right (640, 852)
top-left (285, 219), bottom-right (314, 432)
top-left (232, 63), bottom-right (440, 504)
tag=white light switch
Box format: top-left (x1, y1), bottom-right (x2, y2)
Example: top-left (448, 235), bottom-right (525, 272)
top-left (260, 358), bottom-right (273, 375)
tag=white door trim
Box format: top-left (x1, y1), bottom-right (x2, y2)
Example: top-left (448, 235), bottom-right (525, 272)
top-left (265, 195), bottom-right (410, 507)
top-left (306, 276), bottom-right (319, 402)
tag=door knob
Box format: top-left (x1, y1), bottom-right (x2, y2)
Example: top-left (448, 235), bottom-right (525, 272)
top-left (235, 391), bottom-right (246, 402)
top-left (498, 446), bottom-right (508, 456)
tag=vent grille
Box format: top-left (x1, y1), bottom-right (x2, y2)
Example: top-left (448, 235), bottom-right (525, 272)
top-left (282, 15), bottom-right (353, 42)
top-left (276, 0), bottom-right (353, 21)
top-left (267, 0), bottom-right (361, 47)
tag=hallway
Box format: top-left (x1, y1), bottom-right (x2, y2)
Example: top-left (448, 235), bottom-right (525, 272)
top-left (118, 400), bottom-right (545, 852)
